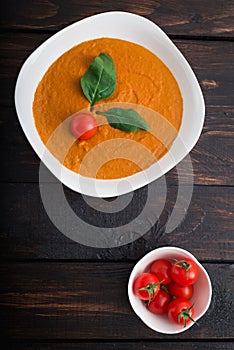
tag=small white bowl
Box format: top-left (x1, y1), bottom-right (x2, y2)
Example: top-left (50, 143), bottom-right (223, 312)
top-left (128, 246), bottom-right (212, 334)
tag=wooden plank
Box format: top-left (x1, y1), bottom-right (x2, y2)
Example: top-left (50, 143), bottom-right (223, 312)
top-left (0, 262), bottom-right (233, 339)
top-left (1, 183), bottom-right (233, 260)
top-left (0, 0), bottom-right (233, 37)
top-left (1, 105), bottom-right (233, 185)
top-left (4, 342), bottom-right (234, 349)
top-left (1, 33), bottom-right (233, 107)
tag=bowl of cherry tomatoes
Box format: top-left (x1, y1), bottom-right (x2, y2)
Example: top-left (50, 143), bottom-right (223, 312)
top-left (128, 246), bottom-right (212, 334)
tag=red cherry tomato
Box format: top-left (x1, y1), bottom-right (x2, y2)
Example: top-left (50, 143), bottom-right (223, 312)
top-left (133, 273), bottom-right (160, 301)
top-left (168, 281), bottom-right (194, 300)
top-left (171, 259), bottom-right (198, 286)
top-left (150, 259), bottom-right (172, 285)
top-left (168, 298), bottom-right (195, 327)
top-left (70, 113), bottom-right (97, 140)
top-left (148, 290), bottom-right (171, 314)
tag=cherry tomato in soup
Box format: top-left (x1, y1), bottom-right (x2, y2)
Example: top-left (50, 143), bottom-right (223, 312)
top-left (150, 259), bottom-right (172, 284)
top-left (171, 259), bottom-right (198, 286)
top-left (70, 113), bottom-right (97, 140)
top-left (168, 281), bottom-right (194, 300)
top-left (133, 273), bottom-right (160, 301)
top-left (168, 298), bottom-right (195, 327)
top-left (148, 290), bottom-right (171, 314)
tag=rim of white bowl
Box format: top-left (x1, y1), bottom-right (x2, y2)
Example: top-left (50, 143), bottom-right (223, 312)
top-left (128, 246), bottom-right (212, 334)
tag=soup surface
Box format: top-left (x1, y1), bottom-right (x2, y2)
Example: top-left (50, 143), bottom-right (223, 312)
top-left (33, 38), bottom-right (183, 179)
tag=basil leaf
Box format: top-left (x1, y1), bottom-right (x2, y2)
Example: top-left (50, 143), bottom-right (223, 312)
top-left (81, 52), bottom-right (116, 108)
top-left (96, 108), bottom-right (150, 132)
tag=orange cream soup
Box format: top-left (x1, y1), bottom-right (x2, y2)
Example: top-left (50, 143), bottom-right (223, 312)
top-left (33, 38), bottom-right (183, 179)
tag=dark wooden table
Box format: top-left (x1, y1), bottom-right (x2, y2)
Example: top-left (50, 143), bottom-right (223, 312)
top-left (1, 1), bottom-right (234, 349)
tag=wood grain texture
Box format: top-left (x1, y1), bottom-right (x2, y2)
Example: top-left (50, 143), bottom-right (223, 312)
top-left (0, 33), bottom-right (233, 185)
top-left (0, 0), bottom-right (234, 37)
top-left (0, 262), bottom-right (233, 339)
top-left (1, 33), bottom-right (233, 107)
top-left (1, 183), bottom-right (233, 260)
top-left (4, 342), bottom-right (234, 350)
top-left (1, 106), bottom-right (233, 185)
top-left (0, 1), bottom-right (233, 346)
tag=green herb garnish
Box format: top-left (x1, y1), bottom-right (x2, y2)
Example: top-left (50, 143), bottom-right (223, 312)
top-left (80, 53), bottom-right (150, 132)
top-left (81, 52), bottom-right (116, 110)
top-left (96, 108), bottom-right (150, 132)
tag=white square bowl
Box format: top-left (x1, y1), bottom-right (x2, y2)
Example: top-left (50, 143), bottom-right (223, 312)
top-left (15, 11), bottom-right (205, 197)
